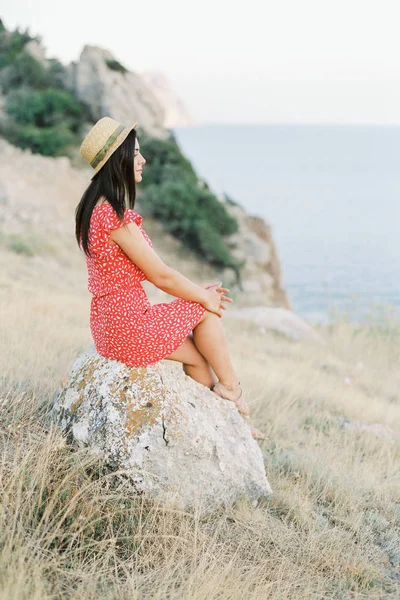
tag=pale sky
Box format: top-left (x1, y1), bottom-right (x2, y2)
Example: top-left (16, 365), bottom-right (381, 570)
top-left (3, 0), bottom-right (400, 124)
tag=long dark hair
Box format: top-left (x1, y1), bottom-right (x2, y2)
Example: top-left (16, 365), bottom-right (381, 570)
top-left (75, 128), bottom-right (138, 257)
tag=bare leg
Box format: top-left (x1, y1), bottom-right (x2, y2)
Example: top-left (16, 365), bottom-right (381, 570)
top-left (165, 313), bottom-right (266, 440)
top-left (191, 311), bottom-right (254, 420)
top-left (164, 333), bottom-right (216, 388)
top-left (192, 311), bottom-right (239, 388)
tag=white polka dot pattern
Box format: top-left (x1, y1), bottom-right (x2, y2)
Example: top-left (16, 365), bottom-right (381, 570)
top-left (86, 203), bottom-right (206, 366)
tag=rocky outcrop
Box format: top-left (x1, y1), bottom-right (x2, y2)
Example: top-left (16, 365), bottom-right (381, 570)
top-left (226, 306), bottom-right (326, 343)
top-left (65, 46), bottom-right (167, 138)
top-left (222, 199), bottom-right (291, 309)
top-left (50, 346), bottom-right (272, 514)
top-left (140, 70), bottom-right (196, 128)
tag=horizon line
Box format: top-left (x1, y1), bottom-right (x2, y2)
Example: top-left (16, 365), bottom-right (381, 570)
top-left (174, 121), bottom-right (400, 128)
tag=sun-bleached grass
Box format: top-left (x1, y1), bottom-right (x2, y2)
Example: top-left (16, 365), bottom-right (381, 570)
top-left (1, 248), bottom-right (399, 599)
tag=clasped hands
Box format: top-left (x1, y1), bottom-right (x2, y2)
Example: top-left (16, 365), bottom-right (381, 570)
top-left (201, 281), bottom-right (233, 318)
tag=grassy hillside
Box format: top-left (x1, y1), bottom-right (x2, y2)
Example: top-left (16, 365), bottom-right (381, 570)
top-left (1, 22), bottom-right (398, 597)
top-left (0, 241), bottom-right (399, 598)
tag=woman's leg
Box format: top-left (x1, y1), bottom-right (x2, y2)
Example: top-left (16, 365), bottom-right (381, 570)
top-left (191, 311), bottom-right (239, 388)
top-left (164, 333), bottom-right (216, 389)
top-left (165, 311), bottom-right (239, 389)
top-left (165, 311), bottom-right (238, 388)
top-left (165, 313), bottom-right (266, 439)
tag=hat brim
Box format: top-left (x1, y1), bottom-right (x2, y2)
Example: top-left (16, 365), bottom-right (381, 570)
top-left (90, 121), bottom-right (139, 180)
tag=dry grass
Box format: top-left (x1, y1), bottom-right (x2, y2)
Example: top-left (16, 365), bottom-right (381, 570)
top-left (1, 246), bottom-right (399, 600)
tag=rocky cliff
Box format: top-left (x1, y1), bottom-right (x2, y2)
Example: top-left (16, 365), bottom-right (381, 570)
top-left (222, 200), bottom-right (290, 308)
top-left (140, 70), bottom-right (196, 128)
top-left (64, 46), bottom-right (197, 134)
top-left (64, 46), bottom-right (167, 138)
top-left (0, 32), bottom-right (290, 309)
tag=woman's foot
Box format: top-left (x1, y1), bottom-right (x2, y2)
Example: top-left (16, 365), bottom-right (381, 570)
top-left (246, 421), bottom-right (267, 440)
top-left (212, 380), bottom-right (250, 417)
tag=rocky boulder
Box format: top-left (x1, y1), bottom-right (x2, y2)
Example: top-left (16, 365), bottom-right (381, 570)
top-left (140, 70), bottom-right (196, 128)
top-left (50, 346), bottom-right (272, 514)
top-left (226, 306), bottom-right (326, 343)
top-left (65, 45), bottom-right (167, 138)
top-left (221, 199), bottom-right (291, 309)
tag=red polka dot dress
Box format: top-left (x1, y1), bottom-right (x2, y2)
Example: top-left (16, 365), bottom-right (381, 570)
top-left (86, 203), bottom-right (206, 367)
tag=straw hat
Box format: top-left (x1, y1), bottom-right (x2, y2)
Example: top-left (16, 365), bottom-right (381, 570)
top-left (80, 116), bottom-right (139, 178)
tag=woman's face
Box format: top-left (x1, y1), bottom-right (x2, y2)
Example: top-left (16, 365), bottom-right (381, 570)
top-left (134, 137), bottom-right (146, 183)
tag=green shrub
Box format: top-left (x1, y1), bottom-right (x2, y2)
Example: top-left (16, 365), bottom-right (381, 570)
top-left (0, 26), bottom-right (36, 70)
top-left (105, 59), bottom-right (128, 74)
top-left (0, 231), bottom-right (54, 256)
top-left (47, 58), bottom-right (67, 89)
top-left (140, 180), bottom-right (242, 274)
top-left (195, 187), bottom-right (238, 236)
top-left (222, 191), bottom-right (243, 208)
top-left (6, 88), bottom-right (83, 131)
top-left (194, 219), bottom-right (242, 269)
top-left (7, 235), bottom-right (36, 256)
top-left (137, 131), bottom-right (242, 273)
top-left (0, 24), bottom-right (86, 156)
top-left (8, 123), bottom-right (75, 156)
top-left (1, 51), bottom-right (53, 90)
top-left (139, 133), bottom-right (197, 186)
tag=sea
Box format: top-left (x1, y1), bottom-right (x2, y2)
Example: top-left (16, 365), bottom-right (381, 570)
top-left (173, 125), bottom-right (400, 326)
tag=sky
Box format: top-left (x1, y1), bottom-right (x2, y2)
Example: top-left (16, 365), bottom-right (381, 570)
top-left (3, 0), bottom-right (400, 125)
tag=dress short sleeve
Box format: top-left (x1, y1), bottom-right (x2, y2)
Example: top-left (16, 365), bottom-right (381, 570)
top-left (90, 204), bottom-right (144, 253)
top-left (103, 205), bottom-right (142, 236)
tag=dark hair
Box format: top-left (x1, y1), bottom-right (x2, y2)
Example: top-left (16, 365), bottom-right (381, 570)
top-left (75, 128), bottom-right (138, 257)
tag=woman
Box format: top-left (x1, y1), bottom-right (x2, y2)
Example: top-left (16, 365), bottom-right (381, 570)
top-left (76, 116), bottom-right (266, 439)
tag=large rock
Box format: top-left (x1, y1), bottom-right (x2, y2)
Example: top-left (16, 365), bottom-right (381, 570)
top-left (65, 46), bottom-right (167, 138)
top-left (140, 70), bottom-right (196, 128)
top-left (50, 346), bottom-right (272, 513)
top-left (226, 306), bottom-right (326, 343)
top-left (222, 199), bottom-right (291, 309)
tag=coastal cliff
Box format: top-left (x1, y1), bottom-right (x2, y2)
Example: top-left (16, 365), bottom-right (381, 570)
top-left (0, 137), bottom-right (290, 310)
top-left (0, 25), bottom-right (290, 309)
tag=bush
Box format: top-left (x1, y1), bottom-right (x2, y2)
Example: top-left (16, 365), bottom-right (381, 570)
top-left (137, 131), bottom-right (242, 273)
top-left (1, 51), bottom-right (53, 90)
top-left (139, 133), bottom-right (197, 187)
top-left (0, 231), bottom-right (55, 256)
top-left (140, 180), bottom-right (243, 274)
top-left (0, 26), bottom-right (36, 70)
top-left (0, 24), bottom-right (86, 156)
top-left (222, 191), bottom-right (243, 208)
top-left (6, 88), bottom-right (83, 131)
top-left (47, 58), bottom-right (68, 89)
top-left (105, 59), bottom-right (128, 74)
top-left (8, 123), bottom-right (75, 156)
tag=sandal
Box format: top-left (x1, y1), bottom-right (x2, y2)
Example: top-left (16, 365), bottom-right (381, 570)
top-left (212, 380), bottom-right (250, 417)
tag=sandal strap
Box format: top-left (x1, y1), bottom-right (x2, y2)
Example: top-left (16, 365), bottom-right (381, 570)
top-left (215, 380), bottom-right (241, 391)
top-left (213, 381), bottom-right (243, 401)
top-left (212, 381), bottom-right (249, 417)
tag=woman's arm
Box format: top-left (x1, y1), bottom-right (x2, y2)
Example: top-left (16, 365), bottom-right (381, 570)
top-left (110, 221), bottom-right (208, 304)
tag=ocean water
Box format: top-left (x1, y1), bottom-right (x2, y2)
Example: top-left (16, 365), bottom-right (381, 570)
top-left (173, 125), bottom-right (400, 325)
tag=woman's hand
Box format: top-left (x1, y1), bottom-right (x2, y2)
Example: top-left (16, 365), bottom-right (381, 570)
top-left (202, 281), bottom-right (233, 317)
